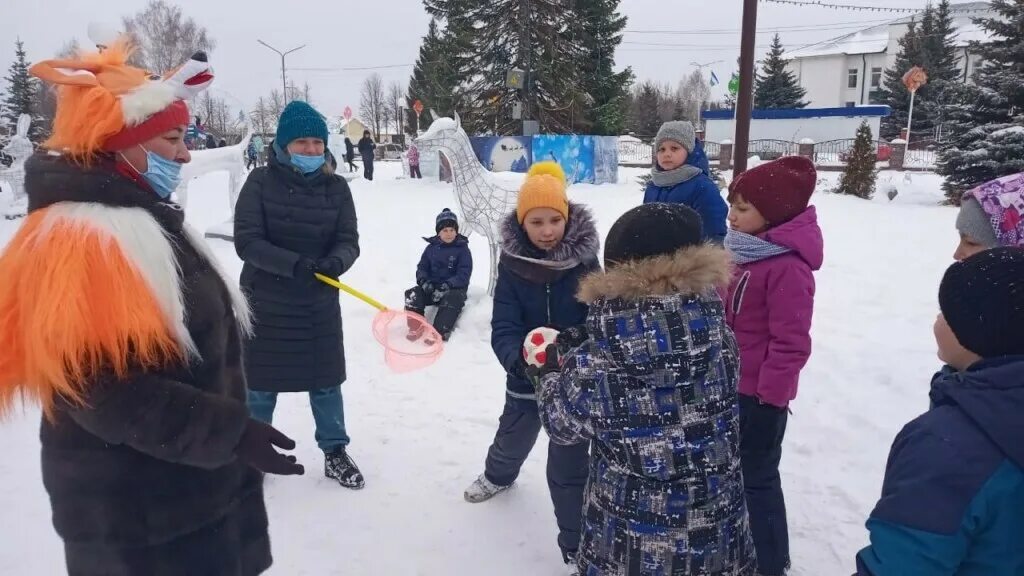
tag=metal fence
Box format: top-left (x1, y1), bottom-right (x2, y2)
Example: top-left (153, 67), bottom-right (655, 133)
top-left (814, 139), bottom-right (892, 165)
top-left (618, 139), bottom-right (653, 165)
top-left (704, 141), bottom-right (721, 159)
top-left (747, 139), bottom-right (799, 161)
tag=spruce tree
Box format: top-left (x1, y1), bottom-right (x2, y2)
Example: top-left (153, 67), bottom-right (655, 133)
top-left (572, 0), bottom-right (633, 135)
top-left (407, 19), bottom-right (457, 131)
top-left (837, 121), bottom-right (877, 200)
top-left (3, 39), bottom-right (40, 142)
top-left (937, 0), bottom-right (1024, 205)
top-left (754, 34), bottom-right (808, 109)
top-left (631, 81), bottom-right (662, 136)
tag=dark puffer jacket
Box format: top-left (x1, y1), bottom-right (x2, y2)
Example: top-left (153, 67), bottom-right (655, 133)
top-left (13, 154), bottom-right (270, 575)
top-left (537, 245), bottom-right (756, 575)
top-left (416, 234), bottom-right (473, 289)
top-left (234, 143), bottom-right (359, 392)
top-left (491, 203), bottom-right (600, 400)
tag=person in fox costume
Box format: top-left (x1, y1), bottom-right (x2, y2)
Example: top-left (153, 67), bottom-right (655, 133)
top-left (0, 40), bottom-right (303, 576)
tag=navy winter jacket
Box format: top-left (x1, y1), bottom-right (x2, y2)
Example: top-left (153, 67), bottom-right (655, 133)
top-left (857, 357), bottom-right (1024, 576)
top-left (491, 203), bottom-right (600, 400)
top-left (643, 140), bottom-right (728, 243)
top-left (415, 234), bottom-right (473, 289)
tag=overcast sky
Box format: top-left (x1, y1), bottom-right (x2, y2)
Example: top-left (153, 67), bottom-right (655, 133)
top-left (2, 0), bottom-right (944, 121)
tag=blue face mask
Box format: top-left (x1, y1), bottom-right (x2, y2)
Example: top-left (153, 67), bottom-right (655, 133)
top-left (123, 147), bottom-right (182, 199)
top-left (291, 152), bottom-right (326, 174)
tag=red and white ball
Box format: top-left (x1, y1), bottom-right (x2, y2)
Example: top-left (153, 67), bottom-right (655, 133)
top-left (522, 327), bottom-right (560, 368)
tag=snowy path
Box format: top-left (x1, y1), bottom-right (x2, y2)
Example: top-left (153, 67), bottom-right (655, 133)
top-left (0, 164), bottom-right (955, 575)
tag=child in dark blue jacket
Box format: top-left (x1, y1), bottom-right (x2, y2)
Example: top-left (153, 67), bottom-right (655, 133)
top-left (463, 162), bottom-right (600, 573)
top-left (404, 208), bottom-right (472, 341)
top-left (643, 120), bottom-right (728, 243)
top-left (857, 247), bottom-right (1024, 576)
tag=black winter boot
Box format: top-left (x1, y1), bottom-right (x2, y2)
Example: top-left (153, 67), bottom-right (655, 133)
top-left (325, 447), bottom-right (365, 489)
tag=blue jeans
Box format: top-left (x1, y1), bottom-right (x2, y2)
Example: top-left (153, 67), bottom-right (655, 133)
top-left (247, 386), bottom-right (350, 453)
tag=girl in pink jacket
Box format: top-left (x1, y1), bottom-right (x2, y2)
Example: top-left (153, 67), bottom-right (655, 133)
top-left (724, 155), bottom-right (823, 576)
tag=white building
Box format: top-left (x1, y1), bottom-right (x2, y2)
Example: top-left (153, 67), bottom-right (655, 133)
top-left (785, 2), bottom-right (993, 108)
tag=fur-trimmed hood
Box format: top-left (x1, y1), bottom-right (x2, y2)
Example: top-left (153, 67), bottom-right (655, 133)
top-left (578, 244), bottom-right (732, 303)
top-left (499, 201), bottom-right (600, 283)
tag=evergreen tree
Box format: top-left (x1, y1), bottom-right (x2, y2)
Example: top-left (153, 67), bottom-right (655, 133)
top-left (571, 0), bottom-right (633, 135)
top-left (631, 81), bottom-right (662, 136)
top-left (468, 0), bottom-right (584, 134)
top-left (837, 121), bottom-right (877, 200)
top-left (937, 0), bottom-right (1024, 205)
top-left (3, 39), bottom-right (41, 142)
top-left (407, 18), bottom-right (460, 131)
top-left (754, 34), bottom-right (808, 109)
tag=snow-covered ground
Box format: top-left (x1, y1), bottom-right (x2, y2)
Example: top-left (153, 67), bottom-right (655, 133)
top-left (0, 162), bottom-right (957, 575)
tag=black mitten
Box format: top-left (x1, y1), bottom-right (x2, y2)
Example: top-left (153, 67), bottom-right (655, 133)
top-left (556, 325), bottom-right (589, 355)
top-left (315, 257), bottom-right (344, 279)
top-left (525, 343), bottom-right (561, 384)
top-left (236, 419), bottom-right (305, 476)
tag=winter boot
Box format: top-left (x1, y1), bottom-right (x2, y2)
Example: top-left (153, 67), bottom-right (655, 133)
top-left (325, 447), bottom-right (365, 489)
top-left (463, 473), bottom-right (512, 503)
top-left (563, 551), bottom-right (580, 576)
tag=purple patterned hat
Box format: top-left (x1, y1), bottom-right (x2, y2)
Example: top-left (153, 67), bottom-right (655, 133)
top-left (963, 172), bottom-right (1024, 248)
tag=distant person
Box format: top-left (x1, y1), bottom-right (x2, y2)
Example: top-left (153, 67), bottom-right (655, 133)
top-left (357, 130), bottom-right (376, 181)
top-left (643, 120), bottom-right (728, 243)
top-left (246, 138), bottom-right (258, 170)
top-left (219, 138), bottom-right (227, 148)
top-left (407, 143), bottom-right (422, 179)
top-left (344, 136), bottom-right (358, 173)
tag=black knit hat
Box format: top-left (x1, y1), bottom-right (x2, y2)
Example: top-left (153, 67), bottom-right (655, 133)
top-left (603, 203), bottom-right (704, 267)
top-left (436, 207), bottom-right (459, 233)
top-left (939, 247), bottom-right (1024, 358)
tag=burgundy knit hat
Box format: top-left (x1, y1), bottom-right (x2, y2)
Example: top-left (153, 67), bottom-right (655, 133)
top-left (728, 156), bottom-right (817, 226)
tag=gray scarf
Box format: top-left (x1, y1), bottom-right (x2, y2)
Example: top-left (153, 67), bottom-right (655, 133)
top-left (651, 164), bottom-right (702, 187)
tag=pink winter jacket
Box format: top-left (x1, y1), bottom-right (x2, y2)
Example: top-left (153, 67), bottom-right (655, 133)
top-left (407, 145), bottom-right (420, 165)
top-left (725, 206), bottom-right (823, 408)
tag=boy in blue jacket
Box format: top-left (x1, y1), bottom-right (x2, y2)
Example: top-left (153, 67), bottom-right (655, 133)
top-left (404, 208), bottom-right (472, 342)
top-left (643, 120), bottom-right (728, 243)
top-left (857, 247), bottom-right (1024, 576)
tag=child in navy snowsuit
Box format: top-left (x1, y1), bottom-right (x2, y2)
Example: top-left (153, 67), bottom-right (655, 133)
top-left (532, 203), bottom-right (756, 575)
top-left (857, 247), bottom-right (1024, 576)
top-left (404, 208), bottom-right (472, 342)
top-left (644, 120), bottom-right (728, 243)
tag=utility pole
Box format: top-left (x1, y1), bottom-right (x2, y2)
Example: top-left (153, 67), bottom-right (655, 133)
top-left (733, 0), bottom-right (759, 175)
top-left (257, 40), bottom-right (306, 103)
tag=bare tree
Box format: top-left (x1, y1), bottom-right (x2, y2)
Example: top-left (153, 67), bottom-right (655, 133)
top-left (360, 73), bottom-right (386, 139)
top-left (122, 0), bottom-right (215, 74)
top-left (678, 70), bottom-right (711, 125)
top-left (250, 97), bottom-right (272, 138)
top-left (387, 81), bottom-right (405, 136)
top-left (302, 82), bottom-right (313, 105)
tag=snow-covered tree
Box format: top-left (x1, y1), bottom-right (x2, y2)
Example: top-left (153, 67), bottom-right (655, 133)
top-left (754, 34), bottom-right (808, 109)
top-left (3, 39), bottom-right (41, 142)
top-left (408, 14), bottom-right (471, 131)
top-left (571, 0), bottom-right (633, 135)
top-left (937, 0), bottom-right (1024, 205)
top-left (122, 0), bottom-right (215, 74)
top-left (629, 81), bottom-right (663, 136)
top-left (837, 120), bottom-right (877, 200)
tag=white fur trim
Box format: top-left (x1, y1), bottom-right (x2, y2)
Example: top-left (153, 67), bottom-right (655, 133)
top-left (182, 224), bottom-right (253, 335)
top-left (34, 203), bottom-right (199, 358)
top-left (120, 81), bottom-right (179, 127)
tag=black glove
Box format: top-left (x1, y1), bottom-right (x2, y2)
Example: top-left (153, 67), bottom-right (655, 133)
top-left (420, 280), bottom-right (435, 294)
top-left (294, 257), bottom-right (316, 280)
top-left (236, 419), bottom-right (305, 476)
top-left (525, 343), bottom-right (561, 385)
top-left (432, 282), bottom-right (450, 302)
top-left (315, 257), bottom-right (344, 279)
top-left (556, 325), bottom-right (589, 355)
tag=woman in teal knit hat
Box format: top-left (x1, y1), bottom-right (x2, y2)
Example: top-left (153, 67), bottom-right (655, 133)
top-left (234, 100), bottom-right (366, 489)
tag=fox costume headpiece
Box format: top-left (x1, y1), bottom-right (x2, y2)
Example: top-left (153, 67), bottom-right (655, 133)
top-left (30, 38), bottom-right (213, 161)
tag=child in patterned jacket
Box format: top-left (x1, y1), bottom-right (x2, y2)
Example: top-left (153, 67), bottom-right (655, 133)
top-left (531, 203), bottom-right (755, 576)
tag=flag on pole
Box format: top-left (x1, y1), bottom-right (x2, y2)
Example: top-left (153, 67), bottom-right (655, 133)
top-left (710, 71), bottom-right (720, 87)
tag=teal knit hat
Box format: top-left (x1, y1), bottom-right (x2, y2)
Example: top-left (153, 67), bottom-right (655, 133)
top-left (276, 101), bottom-right (328, 147)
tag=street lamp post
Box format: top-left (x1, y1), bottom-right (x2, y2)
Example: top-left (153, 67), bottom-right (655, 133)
top-left (690, 60), bottom-right (723, 129)
top-left (257, 40), bottom-right (306, 102)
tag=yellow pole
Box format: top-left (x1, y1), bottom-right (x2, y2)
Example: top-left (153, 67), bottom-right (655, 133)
top-left (314, 273), bottom-right (388, 311)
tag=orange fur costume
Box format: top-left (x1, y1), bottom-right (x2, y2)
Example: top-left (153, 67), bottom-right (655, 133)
top-left (0, 40), bottom-right (217, 418)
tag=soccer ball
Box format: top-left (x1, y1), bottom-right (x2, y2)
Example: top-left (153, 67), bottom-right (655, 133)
top-left (522, 327), bottom-right (560, 368)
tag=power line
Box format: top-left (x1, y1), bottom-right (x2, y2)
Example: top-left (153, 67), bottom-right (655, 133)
top-left (759, 0), bottom-right (989, 14)
top-left (624, 18), bottom-right (896, 35)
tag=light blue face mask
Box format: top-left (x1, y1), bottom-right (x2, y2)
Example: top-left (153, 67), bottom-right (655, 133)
top-left (122, 147), bottom-right (182, 199)
top-left (290, 152), bottom-right (326, 174)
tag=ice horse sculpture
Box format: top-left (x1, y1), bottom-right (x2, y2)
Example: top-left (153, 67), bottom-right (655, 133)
top-left (175, 123), bottom-right (252, 240)
top-left (415, 112), bottom-right (519, 295)
top-left (0, 114), bottom-right (33, 219)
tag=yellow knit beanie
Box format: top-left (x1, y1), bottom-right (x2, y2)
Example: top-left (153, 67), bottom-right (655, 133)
top-left (517, 161), bottom-right (569, 224)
